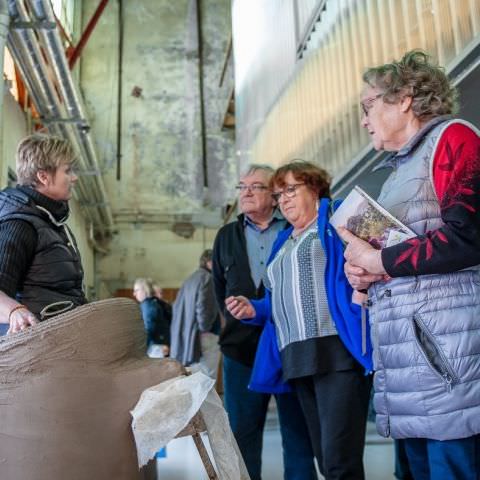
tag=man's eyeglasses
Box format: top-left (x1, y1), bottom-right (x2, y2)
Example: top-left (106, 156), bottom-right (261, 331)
top-left (360, 93), bottom-right (383, 116)
top-left (271, 183), bottom-right (305, 202)
top-left (235, 184), bottom-right (269, 193)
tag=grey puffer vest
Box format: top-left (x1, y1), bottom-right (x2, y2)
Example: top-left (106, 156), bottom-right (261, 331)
top-left (0, 188), bottom-right (86, 318)
top-left (369, 117), bottom-right (480, 440)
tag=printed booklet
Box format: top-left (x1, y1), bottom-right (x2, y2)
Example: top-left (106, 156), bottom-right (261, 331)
top-left (329, 186), bottom-right (416, 249)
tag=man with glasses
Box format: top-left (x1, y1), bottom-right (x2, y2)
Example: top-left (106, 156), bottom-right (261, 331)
top-left (212, 165), bottom-right (316, 480)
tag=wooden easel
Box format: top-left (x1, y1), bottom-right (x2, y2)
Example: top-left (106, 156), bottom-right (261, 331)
top-left (175, 411), bottom-right (219, 479)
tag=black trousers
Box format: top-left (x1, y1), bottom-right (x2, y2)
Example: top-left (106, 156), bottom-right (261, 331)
top-left (292, 369), bottom-right (372, 480)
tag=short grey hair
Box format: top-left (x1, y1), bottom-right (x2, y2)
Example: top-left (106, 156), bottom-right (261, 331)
top-left (240, 164), bottom-right (275, 179)
top-left (16, 134), bottom-right (77, 187)
top-left (133, 278), bottom-right (153, 298)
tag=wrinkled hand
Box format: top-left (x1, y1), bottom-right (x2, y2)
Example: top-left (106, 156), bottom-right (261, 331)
top-left (337, 227), bottom-right (387, 276)
top-left (344, 262), bottom-right (385, 291)
top-left (225, 296), bottom-right (256, 320)
top-left (7, 307), bottom-right (38, 334)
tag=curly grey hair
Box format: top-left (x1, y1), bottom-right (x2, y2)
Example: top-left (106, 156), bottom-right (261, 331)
top-left (362, 50), bottom-right (458, 121)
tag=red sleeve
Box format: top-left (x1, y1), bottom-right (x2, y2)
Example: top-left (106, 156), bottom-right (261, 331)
top-left (382, 122), bottom-right (480, 276)
top-left (432, 123), bottom-right (479, 202)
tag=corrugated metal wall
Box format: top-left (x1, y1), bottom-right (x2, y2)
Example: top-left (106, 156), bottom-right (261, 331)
top-left (233, 0), bottom-right (480, 176)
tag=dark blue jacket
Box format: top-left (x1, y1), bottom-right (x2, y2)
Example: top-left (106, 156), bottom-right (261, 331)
top-left (140, 297), bottom-right (171, 347)
top-left (244, 198), bottom-right (373, 393)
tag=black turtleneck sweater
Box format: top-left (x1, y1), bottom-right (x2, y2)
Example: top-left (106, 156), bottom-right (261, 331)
top-left (0, 185), bottom-right (70, 298)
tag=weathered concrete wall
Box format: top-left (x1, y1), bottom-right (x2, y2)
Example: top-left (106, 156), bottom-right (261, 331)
top-left (0, 92), bottom-right (26, 188)
top-left (68, 199), bottom-right (95, 299)
top-left (80, 0), bottom-right (235, 293)
top-left (99, 226), bottom-right (218, 293)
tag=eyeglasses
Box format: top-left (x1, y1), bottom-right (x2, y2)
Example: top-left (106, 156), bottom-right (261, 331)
top-left (235, 184), bottom-right (269, 194)
top-left (360, 93), bottom-right (383, 116)
top-left (271, 183), bottom-right (305, 202)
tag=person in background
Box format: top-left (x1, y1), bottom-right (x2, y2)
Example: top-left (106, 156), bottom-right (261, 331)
top-left (0, 134), bottom-right (86, 335)
top-left (339, 50), bottom-right (480, 480)
top-left (170, 249), bottom-right (220, 377)
top-left (226, 160), bottom-right (372, 480)
top-left (151, 280), bottom-right (173, 328)
top-left (133, 278), bottom-right (170, 357)
top-left (212, 164), bottom-right (316, 480)
top-left (152, 283), bottom-right (164, 300)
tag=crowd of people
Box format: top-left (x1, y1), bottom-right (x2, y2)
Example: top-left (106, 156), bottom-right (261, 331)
top-left (1, 49), bottom-right (479, 480)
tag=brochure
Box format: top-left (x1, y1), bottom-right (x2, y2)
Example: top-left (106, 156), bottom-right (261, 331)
top-left (329, 186), bottom-right (416, 249)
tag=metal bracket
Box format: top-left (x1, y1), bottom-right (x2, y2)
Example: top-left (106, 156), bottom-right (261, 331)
top-left (41, 117), bottom-right (90, 133)
top-left (11, 20), bottom-right (57, 30)
top-left (41, 117), bottom-right (85, 125)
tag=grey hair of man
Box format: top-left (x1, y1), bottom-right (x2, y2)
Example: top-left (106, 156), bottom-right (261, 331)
top-left (240, 164), bottom-right (275, 180)
top-left (134, 278), bottom-right (154, 298)
top-left (199, 249), bottom-right (213, 269)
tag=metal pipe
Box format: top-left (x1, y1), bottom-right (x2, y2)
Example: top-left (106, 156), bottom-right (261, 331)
top-left (8, 1), bottom-right (67, 132)
top-left (88, 222), bottom-right (109, 255)
top-left (28, 0), bottom-right (114, 233)
top-left (8, 2), bottom-right (102, 231)
top-left (116, 0), bottom-right (123, 180)
top-left (195, 0), bottom-right (208, 188)
top-left (0, 0), bottom-right (8, 185)
top-left (68, 0), bottom-right (110, 70)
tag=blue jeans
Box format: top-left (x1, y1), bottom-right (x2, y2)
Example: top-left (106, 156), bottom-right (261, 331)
top-left (404, 434), bottom-right (480, 480)
top-left (394, 439), bottom-right (413, 479)
top-left (223, 355), bottom-right (316, 480)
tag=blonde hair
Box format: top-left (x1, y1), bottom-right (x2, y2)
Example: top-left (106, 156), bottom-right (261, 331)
top-left (16, 134), bottom-right (76, 186)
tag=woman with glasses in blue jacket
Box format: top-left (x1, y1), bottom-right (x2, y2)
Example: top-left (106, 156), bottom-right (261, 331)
top-left (226, 160), bottom-right (373, 480)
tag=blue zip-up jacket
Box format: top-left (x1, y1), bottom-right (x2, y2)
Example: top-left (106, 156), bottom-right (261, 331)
top-left (243, 198), bottom-right (373, 393)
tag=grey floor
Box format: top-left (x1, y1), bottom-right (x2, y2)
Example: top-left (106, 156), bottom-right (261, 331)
top-left (156, 420), bottom-right (396, 479)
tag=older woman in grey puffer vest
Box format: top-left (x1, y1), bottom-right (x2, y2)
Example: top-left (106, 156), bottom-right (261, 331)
top-left (339, 50), bottom-right (480, 480)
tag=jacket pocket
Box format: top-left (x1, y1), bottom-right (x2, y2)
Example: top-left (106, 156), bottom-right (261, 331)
top-left (412, 314), bottom-right (458, 392)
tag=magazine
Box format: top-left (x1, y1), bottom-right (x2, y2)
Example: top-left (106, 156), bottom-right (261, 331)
top-left (329, 186), bottom-right (416, 249)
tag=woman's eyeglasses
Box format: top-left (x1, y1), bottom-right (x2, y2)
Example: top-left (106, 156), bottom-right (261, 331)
top-left (271, 183), bottom-right (305, 202)
top-left (360, 93), bottom-right (383, 116)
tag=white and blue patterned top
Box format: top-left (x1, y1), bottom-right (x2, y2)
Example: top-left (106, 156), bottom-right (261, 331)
top-left (265, 224), bottom-right (337, 351)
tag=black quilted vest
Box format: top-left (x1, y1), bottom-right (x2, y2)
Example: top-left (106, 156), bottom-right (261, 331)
top-left (0, 187), bottom-right (86, 318)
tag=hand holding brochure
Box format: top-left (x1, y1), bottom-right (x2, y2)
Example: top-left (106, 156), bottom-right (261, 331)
top-left (330, 186), bottom-right (416, 249)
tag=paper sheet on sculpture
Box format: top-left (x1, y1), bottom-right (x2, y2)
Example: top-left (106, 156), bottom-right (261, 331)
top-left (131, 372), bottom-right (250, 480)
top-left (329, 186), bottom-right (416, 249)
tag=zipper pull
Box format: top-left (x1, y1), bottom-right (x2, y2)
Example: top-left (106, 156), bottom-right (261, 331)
top-left (443, 373), bottom-right (453, 393)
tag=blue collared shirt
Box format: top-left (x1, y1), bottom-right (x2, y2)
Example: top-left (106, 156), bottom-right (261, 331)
top-left (244, 209), bottom-right (287, 288)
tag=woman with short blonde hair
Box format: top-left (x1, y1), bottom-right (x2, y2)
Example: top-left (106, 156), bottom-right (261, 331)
top-left (0, 134), bottom-right (84, 335)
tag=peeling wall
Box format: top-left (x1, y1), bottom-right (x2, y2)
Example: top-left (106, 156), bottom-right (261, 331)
top-left (68, 199), bottom-right (95, 298)
top-left (80, 0), bottom-right (236, 293)
top-left (0, 92), bottom-right (26, 188)
top-left (80, 0), bottom-right (235, 214)
top-left (98, 226), bottom-right (217, 294)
